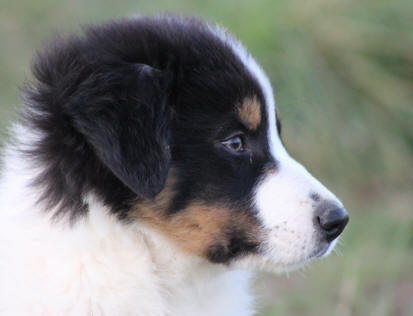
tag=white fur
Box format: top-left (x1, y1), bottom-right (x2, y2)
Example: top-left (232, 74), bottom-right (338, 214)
top-left (0, 126), bottom-right (254, 316)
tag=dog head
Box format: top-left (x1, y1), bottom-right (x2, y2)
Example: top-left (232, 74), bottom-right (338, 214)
top-left (26, 15), bottom-right (348, 273)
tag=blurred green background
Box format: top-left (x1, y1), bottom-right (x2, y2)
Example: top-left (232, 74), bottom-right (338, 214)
top-left (1, 0), bottom-right (412, 315)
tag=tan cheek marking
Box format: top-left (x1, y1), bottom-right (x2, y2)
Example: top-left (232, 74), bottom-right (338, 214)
top-left (130, 169), bottom-right (261, 258)
top-left (129, 171), bottom-right (230, 256)
top-left (238, 96), bottom-right (261, 130)
top-left (134, 201), bottom-right (231, 257)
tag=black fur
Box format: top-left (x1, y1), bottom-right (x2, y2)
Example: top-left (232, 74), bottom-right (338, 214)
top-left (22, 14), bottom-right (274, 261)
top-left (207, 223), bottom-right (260, 263)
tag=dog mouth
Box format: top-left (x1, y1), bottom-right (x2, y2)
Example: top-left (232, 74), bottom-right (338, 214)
top-left (283, 242), bottom-right (334, 270)
top-left (312, 244), bottom-right (330, 258)
top-left (311, 239), bottom-right (338, 259)
top-left (229, 233), bottom-right (341, 273)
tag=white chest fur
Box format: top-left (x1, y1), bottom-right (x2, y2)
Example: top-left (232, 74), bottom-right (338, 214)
top-left (0, 150), bottom-right (254, 316)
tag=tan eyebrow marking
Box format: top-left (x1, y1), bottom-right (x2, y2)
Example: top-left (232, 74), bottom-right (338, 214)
top-left (238, 96), bottom-right (261, 130)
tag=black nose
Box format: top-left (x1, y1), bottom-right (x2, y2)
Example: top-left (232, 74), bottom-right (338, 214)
top-left (315, 202), bottom-right (349, 242)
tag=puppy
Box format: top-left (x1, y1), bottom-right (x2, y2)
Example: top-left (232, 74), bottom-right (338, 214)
top-left (0, 14), bottom-right (348, 316)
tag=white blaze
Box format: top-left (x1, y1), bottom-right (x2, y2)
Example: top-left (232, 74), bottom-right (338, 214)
top-left (212, 24), bottom-right (343, 271)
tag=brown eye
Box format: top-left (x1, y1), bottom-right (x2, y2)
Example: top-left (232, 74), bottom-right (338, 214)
top-left (221, 136), bottom-right (245, 153)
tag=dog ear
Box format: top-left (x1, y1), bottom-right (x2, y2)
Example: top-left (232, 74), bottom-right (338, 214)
top-left (70, 64), bottom-right (172, 199)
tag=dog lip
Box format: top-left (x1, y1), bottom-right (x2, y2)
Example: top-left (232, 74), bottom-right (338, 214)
top-left (312, 242), bottom-right (331, 258)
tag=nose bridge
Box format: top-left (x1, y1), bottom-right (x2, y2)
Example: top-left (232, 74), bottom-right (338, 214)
top-left (279, 156), bottom-right (341, 205)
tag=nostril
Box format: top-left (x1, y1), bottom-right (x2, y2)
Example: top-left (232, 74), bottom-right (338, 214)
top-left (315, 202), bottom-right (349, 242)
top-left (316, 215), bottom-right (321, 226)
top-left (319, 212), bottom-right (347, 231)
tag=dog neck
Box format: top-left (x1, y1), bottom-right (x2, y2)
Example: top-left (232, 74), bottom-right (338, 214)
top-left (84, 194), bottom-right (256, 316)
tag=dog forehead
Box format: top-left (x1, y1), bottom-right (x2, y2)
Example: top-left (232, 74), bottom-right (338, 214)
top-left (172, 82), bottom-right (262, 131)
top-left (208, 24), bottom-right (280, 145)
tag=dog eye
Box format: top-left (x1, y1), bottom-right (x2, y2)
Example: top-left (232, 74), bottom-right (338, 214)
top-left (221, 136), bottom-right (245, 153)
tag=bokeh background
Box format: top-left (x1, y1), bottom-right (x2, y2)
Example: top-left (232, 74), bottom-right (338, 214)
top-left (1, 0), bottom-right (412, 315)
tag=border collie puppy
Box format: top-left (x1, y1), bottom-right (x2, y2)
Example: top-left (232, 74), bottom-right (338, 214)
top-left (0, 14), bottom-right (349, 316)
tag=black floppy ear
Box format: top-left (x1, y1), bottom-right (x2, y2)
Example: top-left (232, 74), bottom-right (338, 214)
top-left (70, 64), bottom-right (171, 199)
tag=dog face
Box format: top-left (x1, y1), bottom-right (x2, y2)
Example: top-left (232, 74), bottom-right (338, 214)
top-left (26, 15), bottom-right (348, 273)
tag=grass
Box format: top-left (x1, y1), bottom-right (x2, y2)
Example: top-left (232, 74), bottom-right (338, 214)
top-left (1, 0), bottom-right (412, 315)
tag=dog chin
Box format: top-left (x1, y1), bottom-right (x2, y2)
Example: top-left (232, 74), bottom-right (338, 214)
top-left (230, 255), bottom-right (311, 274)
top-left (230, 240), bottom-right (339, 274)
top-left (319, 239), bottom-right (338, 258)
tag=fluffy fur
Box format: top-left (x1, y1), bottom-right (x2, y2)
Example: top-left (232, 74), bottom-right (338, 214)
top-left (0, 14), bottom-right (348, 315)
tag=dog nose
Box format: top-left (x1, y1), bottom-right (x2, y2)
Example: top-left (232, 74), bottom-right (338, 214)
top-left (315, 202), bottom-right (349, 242)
